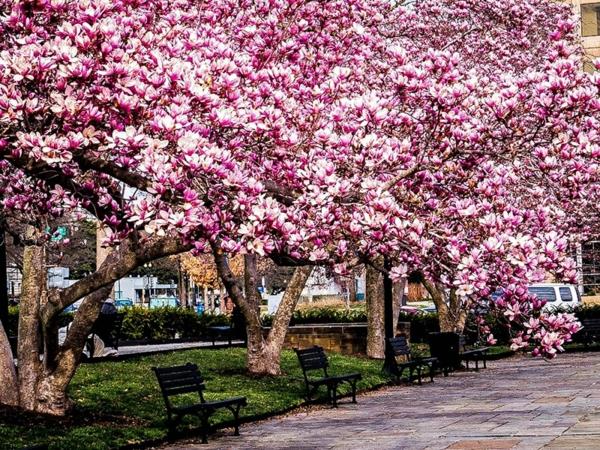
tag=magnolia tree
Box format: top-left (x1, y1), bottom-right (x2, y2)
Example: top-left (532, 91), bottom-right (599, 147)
top-left (379, 0), bottom-right (595, 344)
top-left (0, 0), bottom-right (401, 413)
top-left (272, 0), bottom-right (595, 351)
top-left (0, 0), bottom-right (598, 416)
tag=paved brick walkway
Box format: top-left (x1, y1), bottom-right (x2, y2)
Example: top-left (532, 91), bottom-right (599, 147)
top-left (162, 352), bottom-right (600, 449)
top-left (117, 340), bottom-right (244, 356)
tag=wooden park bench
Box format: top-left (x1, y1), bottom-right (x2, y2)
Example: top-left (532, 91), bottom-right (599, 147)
top-left (385, 336), bottom-right (438, 384)
top-left (153, 363), bottom-right (247, 443)
top-left (459, 335), bottom-right (489, 371)
top-left (294, 346), bottom-right (362, 407)
top-left (578, 318), bottom-right (600, 346)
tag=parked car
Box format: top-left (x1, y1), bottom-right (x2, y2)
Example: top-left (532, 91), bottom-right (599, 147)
top-left (527, 283), bottom-right (581, 311)
top-left (491, 283), bottom-right (580, 311)
top-left (114, 298), bottom-right (134, 309)
top-left (149, 296), bottom-right (180, 309)
top-left (421, 304), bottom-right (437, 314)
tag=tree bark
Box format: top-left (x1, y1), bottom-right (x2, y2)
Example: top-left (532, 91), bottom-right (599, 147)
top-left (0, 231), bottom-right (191, 415)
top-left (17, 228), bottom-right (45, 411)
top-left (392, 278), bottom-right (406, 334)
top-left (213, 245), bottom-right (312, 376)
top-left (0, 322), bottom-right (18, 406)
top-left (366, 265), bottom-right (385, 359)
top-left (32, 286), bottom-right (111, 415)
top-left (422, 279), bottom-right (467, 333)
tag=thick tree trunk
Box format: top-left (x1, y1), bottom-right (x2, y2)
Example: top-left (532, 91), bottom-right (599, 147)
top-left (213, 245), bottom-right (312, 376)
top-left (423, 279), bottom-right (467, 333)
top-left (0, 232), bottom-right (190, 414)
top-left (0, 323), bottom-right (18, 406)
top-left (261, 265), bottom-right (312, 374)
top-left (17, 229), bottom-right (45, 411)
top-left (366, 265), bottom-right (385, 359)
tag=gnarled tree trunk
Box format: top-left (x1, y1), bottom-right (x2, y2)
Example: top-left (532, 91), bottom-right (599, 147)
top-left (0, 232), bottom-right (191, 415)
top-left (17, 227), bottom-right (45, 411)
top-left (366, 264), bottom-right (385, 359)
top-left (213, 247), bottom-right (312, 376)
top-left (423, 279), bottom-right (467, 333)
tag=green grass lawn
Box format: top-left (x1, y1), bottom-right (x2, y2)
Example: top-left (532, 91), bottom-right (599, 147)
top-left (0, 348), bottom-right (389, 450)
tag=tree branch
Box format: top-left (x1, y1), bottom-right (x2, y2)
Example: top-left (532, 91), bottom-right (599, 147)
top-left (42, 234), bottom-right (191, 323)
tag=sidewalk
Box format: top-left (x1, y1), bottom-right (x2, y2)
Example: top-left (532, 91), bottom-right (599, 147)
top-left (161, 352), bottom-right (600, 449)
top-left (116, 340), bottom-right (245, 357)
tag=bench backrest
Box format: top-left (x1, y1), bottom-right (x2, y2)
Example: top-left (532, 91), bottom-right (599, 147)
top-left (386, 336), bottom-right (412, 359)
top-left (295, 346), bottom-right (329, 380)
top-left (153, 363), bottom-right (206, 410)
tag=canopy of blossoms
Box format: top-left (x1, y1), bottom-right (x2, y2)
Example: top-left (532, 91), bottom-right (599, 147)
top-left (1, 0), bottom-right (598, 357)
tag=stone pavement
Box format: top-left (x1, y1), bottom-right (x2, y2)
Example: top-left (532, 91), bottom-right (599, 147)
top-left (116, 340), bottom-right (245, 357)
top-left (162, 352), bottom-right (600, 449)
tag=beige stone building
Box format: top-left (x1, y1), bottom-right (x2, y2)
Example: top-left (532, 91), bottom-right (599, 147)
top-left (569, 1), bottom-right (600, 67)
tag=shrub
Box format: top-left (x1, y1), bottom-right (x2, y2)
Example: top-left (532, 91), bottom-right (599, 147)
top-left (120, 307), bottom-right (229, 341)
top-left (261, 305), bottom-right (366, 327)
top-left (5, 307), bottom-right (72, 337)
top-left (4, 306), bottom-right (230, 342)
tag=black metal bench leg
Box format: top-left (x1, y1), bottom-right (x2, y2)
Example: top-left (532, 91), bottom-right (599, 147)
top-left (429, 363), bottom-right (435, 382)
top-left (228, 404), bottom-right (242, 436)
top-left (483, 355), bottom-right (487, 369)
top-left (200, 413), bottom-right (210, 444)
top-left (417, 366), bottom-right (423, 385)
top-left (351, 380), bottom-right (357, 404)
top-left (475, 358), bottom-right (479, 372)
top-left (167, 414), bottom-right (181, 439)
top-left (331, 384), bottom-right (338, 408)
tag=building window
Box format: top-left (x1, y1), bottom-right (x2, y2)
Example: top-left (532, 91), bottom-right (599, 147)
top-left (582, 3), bottom-right (600, 37)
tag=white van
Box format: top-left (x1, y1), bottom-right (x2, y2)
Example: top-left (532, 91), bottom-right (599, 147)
top-left (527, 283), bottom-right (581, 311)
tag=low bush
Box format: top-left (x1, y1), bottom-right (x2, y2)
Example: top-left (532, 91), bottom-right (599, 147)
top-left (6, 307), bottom-right (72, 337)
top-left (261, 305), bottom-right (366, 327)
top-left (119, 307), bottom-right (230, 341)
top-left (5, 306), bottom-right (230, 342)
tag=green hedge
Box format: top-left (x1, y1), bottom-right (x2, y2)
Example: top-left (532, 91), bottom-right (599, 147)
top-left (120, 307), bottom-right (229, 340)
top-left (6, 306), bottom-right (72, 337)
top-left (261, 307), bottom-right (440, 343)
top-left (5, 306), bottom-right (230, 342)
top-left (397, 312), bottom-right (440, 343)
top-left (7, 302), bottom-right (598, 345)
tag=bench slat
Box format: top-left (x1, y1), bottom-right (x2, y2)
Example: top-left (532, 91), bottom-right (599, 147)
top-left (162, 384), bottom-right (205, 396)
top-left (154, 363), bottom-right (199, 375)
top-left (159, 373), bottom-right (204, 387)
